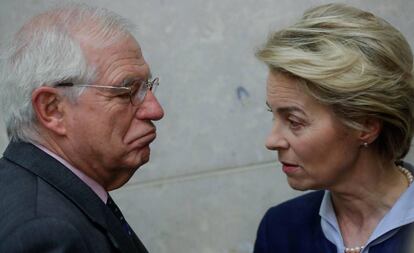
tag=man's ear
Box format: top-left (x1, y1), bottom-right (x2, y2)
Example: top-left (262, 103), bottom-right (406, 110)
top-left (32, 87), bottom-right (67, 136)
top-left (359, 118), bottom-right (382, 145)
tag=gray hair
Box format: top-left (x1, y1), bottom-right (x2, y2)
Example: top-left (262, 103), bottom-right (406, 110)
top-left (256, 3), bottom-right (414, 161)
top-left (0, 3), bottom-right (135, 143)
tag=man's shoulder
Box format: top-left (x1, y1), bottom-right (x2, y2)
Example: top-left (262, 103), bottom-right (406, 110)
top-left (263, 190), bottom-right (324, 225)
top-left (0, 155), bottom-right (45, 235)
top-left (0, 216), bottom-right (91, 252)
top-left (0, 142), bottom-right (106, 226)
top-left (0, 154), bottom-right (107, 249)
top-left (0, 155), bottom-right (38, 207)
top-left (0, 154), bottom-right (80, 228)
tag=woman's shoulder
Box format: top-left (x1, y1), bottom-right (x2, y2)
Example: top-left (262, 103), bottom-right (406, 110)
top-left (263, 190), bottom-right (325, 225)
top-left (254, 190), bottom-right (331, 253)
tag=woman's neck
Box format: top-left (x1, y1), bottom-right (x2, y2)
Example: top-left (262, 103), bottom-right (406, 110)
top-left (330, 159), bottom-right (410, 248)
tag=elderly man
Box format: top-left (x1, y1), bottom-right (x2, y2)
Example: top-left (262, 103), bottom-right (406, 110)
top-left (0, 4), bottom-right (163, 253)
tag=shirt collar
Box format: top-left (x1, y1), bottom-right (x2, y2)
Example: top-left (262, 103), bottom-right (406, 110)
top-left (320, 163), bottom-right (414, 252)
top-left (33, 143), bottom-right (108, 203)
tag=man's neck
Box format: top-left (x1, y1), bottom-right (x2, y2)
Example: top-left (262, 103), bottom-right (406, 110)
top-left (33, 142), bottom-right (108, 203)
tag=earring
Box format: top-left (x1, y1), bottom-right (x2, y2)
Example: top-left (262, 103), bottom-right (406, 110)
top-left (362, 142), bottom-right (369, 147)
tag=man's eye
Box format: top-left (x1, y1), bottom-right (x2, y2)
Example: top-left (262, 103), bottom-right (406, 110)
top-left (107, 87), bottom-right (130, 99)
top-left (127, 80), bottom-right (143, 94)
top-left (117, 92), bottom-right (130, 98)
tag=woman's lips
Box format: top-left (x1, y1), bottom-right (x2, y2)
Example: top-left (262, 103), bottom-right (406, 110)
top-left (281, 162), bottom-right (300, 174)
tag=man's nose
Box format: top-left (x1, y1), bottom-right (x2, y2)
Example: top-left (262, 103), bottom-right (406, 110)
top-left (135, 91), bottom-right (164, 120)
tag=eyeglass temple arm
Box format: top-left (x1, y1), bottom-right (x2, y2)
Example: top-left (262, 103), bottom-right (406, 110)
top-left (54, 82), bottom-right (75, 87)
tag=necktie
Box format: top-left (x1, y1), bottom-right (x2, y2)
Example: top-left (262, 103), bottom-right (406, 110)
top-left (106, 195), bottom-right (134, 237)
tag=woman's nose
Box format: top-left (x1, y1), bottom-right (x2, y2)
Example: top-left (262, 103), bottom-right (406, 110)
top-left (265, 123), bottom-right (289, 151)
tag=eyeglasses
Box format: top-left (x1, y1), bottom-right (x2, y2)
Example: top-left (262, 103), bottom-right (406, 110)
top-left (55, 77), bottom-right (159, 106)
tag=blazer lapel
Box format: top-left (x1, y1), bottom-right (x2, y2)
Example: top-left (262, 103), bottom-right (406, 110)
top-left (3, 141), bottom-right (145, 253)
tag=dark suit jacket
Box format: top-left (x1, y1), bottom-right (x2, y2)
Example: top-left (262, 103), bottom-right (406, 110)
top-left (254, 190), bottom-right (413, 253)
top-left (0, 141), bottom-right (148, 253)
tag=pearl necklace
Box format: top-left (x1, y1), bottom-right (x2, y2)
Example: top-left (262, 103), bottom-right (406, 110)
top-left (397, 165), bottom-right (413, 185)
top-left (344, 165), bottom-right (413, 253)
top-left (344, 246), bottom-right (364, 253)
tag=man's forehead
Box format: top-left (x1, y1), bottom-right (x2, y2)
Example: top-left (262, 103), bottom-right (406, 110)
top-left (80, 35), bottom-right (143, 64)
top-left (81, 35), bottom-right (149, 84)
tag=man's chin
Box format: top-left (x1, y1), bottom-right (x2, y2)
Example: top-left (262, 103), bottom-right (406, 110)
top-left (129, 145), bottom-right (151, 168)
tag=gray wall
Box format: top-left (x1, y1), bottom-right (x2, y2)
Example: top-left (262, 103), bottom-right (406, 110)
top-left (1, 0), bottom-right (414, 252)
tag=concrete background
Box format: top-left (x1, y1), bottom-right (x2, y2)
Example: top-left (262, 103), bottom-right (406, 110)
top-left (0, 0), bottom-right (413, 252)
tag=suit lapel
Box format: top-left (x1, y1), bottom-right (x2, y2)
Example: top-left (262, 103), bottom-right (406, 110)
top-left (130, 230), bottom-right (148, 253)
top-left (104, 202), bottom-right (148, 253)
top-left (3, 141), bottom-right (145, 253)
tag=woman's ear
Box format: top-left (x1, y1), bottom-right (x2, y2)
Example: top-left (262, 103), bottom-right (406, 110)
top-left (31, 87), bottom-right (67, 136)
top-left (359, 118), bottom-right (382, 145)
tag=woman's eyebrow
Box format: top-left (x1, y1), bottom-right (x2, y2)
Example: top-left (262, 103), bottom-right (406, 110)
top-left (266, 102), bottom-right (307, 116)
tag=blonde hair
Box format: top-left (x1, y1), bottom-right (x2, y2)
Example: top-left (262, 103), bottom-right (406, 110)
top-left (256, 3), bottom-right (414, 161)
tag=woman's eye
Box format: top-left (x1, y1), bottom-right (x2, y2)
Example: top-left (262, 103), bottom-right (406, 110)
top-left (288, 117), bottom-right (304, 130)
top-left (289, 120), bottom-right (301, 128)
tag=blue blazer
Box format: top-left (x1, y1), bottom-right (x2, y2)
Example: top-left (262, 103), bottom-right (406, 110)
top-left (254, 191), bottom-right (412, 253)
top-left (0, 141), bottom-right (148, 253)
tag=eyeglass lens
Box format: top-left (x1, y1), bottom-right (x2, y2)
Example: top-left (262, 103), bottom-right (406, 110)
top-left (131, 78), bottom-right (159, 105)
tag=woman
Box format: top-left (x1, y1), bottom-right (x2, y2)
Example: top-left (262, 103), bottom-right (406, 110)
top-left (254, 4), bottom-right (414, 253)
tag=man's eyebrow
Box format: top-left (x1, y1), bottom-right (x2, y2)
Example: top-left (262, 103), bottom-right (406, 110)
top-left (120, 71), bottom-right (153, 86)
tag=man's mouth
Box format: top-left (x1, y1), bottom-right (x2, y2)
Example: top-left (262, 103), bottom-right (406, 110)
top-left (127, 129), bottom-right (157, 148)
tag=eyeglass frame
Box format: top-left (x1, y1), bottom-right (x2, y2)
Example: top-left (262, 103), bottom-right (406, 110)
top-left (54, 77), bottom-right (159, 106)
